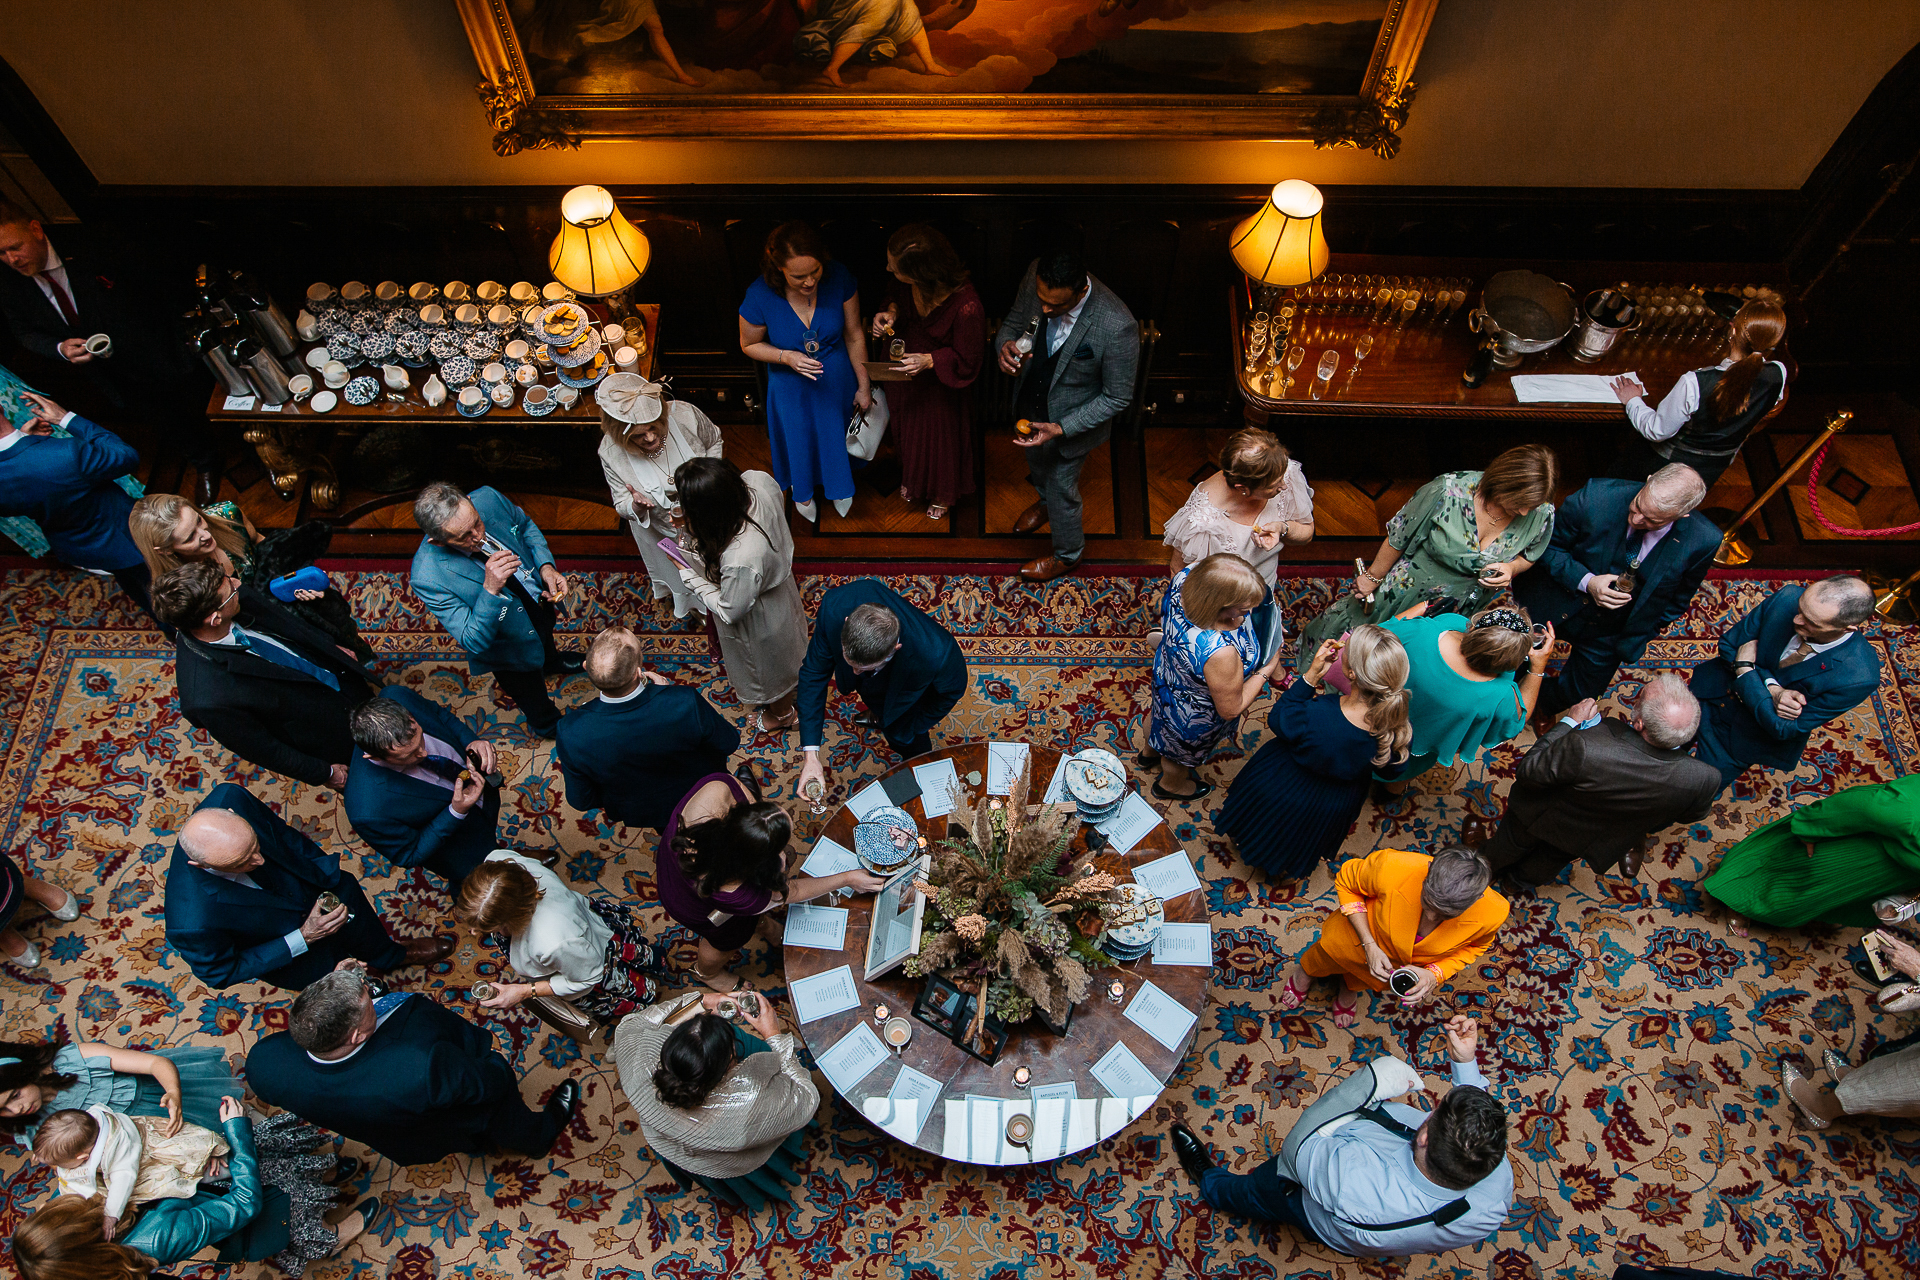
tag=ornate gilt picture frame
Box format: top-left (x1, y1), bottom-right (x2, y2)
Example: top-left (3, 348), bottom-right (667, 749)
top-left (456, 0), bottom-right (1436, 155)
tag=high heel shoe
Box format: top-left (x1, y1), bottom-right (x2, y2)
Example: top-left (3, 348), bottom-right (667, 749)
top-left (793, 499), bottom-right (819, 523)
top-left (1822, 1049), bottom-right (1852, 1083)
top-left (3, 937), bottom-right (41, 968)
top-left (1780, 1063), bottom-right (1832, 1129)
top-left (1873, 895), bottom-right (1920, 924)
top-left (49, 889), bottom-right (81, 921)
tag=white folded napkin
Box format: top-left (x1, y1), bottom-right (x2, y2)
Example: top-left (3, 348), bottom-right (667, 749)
top-left (1510, 373), bottom-right (1635, 403)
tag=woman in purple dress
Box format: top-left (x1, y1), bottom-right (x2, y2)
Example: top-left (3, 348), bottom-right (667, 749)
top-left (738, 222), bottom-right (872, 524)
top-left (657, 774), bottom-right (886, 989)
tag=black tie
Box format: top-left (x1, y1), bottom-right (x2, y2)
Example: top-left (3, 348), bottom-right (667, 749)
top-left (418, 754), bottom-right (466, 783)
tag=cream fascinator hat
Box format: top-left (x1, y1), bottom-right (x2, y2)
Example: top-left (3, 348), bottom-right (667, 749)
top-left (595, 373), bottom-right (665, 431)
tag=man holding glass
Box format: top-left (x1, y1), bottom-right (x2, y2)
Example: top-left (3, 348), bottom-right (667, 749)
top-left (996, 251), bottom-right (1139, 584)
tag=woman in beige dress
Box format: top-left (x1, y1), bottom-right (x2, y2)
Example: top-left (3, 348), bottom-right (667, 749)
top-left (674, 457), bottom-right (809, 731)
top-left (1783, 932), bottom-right (1920, 1124)
top-left (1162, 428), bottom-right (1315, 585)
top-left (595, 374), bottom-right (724, 619)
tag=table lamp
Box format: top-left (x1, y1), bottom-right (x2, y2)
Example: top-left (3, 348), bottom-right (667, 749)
top-left (549, 184), bottom-right (650, 318)
top-left (1229, 179), bottom-right (1329, 288)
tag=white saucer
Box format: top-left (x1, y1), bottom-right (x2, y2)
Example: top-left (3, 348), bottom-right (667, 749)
top-left (309, 390), bottom-right (338, 413)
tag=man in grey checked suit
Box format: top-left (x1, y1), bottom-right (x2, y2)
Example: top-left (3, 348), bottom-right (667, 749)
top-left (995, 251), bottom-right (1139, 583)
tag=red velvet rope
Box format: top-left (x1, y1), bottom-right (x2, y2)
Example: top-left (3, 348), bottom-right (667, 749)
top-left (1805, 437), bottom-right (1920, 536)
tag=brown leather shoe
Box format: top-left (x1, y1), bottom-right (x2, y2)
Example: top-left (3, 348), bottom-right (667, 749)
top-left (1459, 810), bottom-right (1495, 849)
top-left (1620, 837), bottom-right (1651, 879)
top-left (1012, 501), bottom-right (1051, 534)
top-left (1019, 554), bottom-right (1079, 584)
top-left (398, 935), bottom-right (455, 967)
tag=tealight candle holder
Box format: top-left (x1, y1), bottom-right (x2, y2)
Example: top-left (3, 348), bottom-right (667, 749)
top-left (873, 1003), bottom-right (890, 1026)
top-left (1012, 1066), bottom-right (1031, 1087)
top-left (1108, 980), bottom-right (1126, 1005)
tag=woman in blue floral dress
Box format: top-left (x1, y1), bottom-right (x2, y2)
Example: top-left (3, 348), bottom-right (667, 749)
top-left (1138, 553), bottom-right (1277, 802)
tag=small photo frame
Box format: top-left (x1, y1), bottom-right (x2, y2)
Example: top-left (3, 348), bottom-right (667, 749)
top-left (864, 856), bottom-right (929, 983)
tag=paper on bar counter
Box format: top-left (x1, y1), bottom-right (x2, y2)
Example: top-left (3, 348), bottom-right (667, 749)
top-left (912, 758), bottom-right (964, 817)
top-left (1151, 921), bottom-right (1214, 966)
top-left (816, 1022), bottom-right (888, 1094)
top-left (1132, 850), bottom-right (1204, 901)
top-left (1097, 792), bottom-right (1164, 855)
top-left (1124, 979), bottom-right (1200, 1052)
top-left (986, 741), bottom-right (1031, 795)
top-left (1510, 373), bottom-right (1635, 403)
top-left (846, 781), bottom-right (891, 821)
top-left (801, 836), bottom-right (860, 878)
top-left (782, 903), bottom-right (848, 950)
top-left (788, 965), bottom-right (861, 1023)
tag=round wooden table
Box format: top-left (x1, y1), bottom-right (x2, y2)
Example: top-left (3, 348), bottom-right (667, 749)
top-left (782, 741), bottom-right (1212, 1165)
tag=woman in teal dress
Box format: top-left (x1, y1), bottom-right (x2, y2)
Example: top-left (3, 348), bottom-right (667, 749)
top-left (1299, 444), bottom-right (1559, 655)
top-left (10, 1098), bottom-right (368, 1272)
top-left (1378, 603), bottom-right (1552, 787)
top-left (1138, 553), bottom-right (1279, 802)
top-left (127, 491), bottom-right (371, 660)
top-left (1705, 773), bottom-right (1920, 931)
top-left (0, 1037), bottom-right (242, 1143)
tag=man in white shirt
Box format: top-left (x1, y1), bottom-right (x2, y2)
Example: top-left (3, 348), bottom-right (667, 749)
top-left (1173, 1017), bottom-right (1511, 1258)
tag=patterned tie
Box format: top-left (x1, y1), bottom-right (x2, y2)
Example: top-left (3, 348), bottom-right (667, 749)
top-left (40, 274), bottom-right (76, 326)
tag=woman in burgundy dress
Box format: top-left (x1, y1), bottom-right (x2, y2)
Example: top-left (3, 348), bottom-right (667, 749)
top-left (657, 773), bottom-right (886, 989)
top-left (870, 224), bottom-right (986, 520)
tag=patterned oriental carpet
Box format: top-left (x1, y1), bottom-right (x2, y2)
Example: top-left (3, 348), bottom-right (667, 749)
top-left (0, 564), bottom-right (1916, 1280)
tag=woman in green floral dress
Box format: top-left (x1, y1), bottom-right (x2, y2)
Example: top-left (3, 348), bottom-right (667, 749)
top-left (1298, 444), bottom-right (1560, 656)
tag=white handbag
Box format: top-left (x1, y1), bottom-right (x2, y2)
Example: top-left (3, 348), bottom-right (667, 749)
top-left (846, 385), bottom-right (890, 461)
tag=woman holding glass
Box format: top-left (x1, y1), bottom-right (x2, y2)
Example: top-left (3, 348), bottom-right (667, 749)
top-left (1138, 553), bottom-right (1279, 802)
top-left (1297, 444), bottom-right (1559, 656)
top-left (594, 374), bottom-right (724, 620)
top-left (1162, 428), bottom-right (1314, 586)
top-left (870, 224), bottom-right (986, 521)
top-left (738, 222), bottom-right (871, 523)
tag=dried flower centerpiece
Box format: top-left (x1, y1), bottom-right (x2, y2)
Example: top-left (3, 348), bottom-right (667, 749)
top-left (903, 755), bottom-right (1128, 1053)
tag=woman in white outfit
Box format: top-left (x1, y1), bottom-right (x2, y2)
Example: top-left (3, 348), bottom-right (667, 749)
top-left (596, 374), bottom-right (724, 618)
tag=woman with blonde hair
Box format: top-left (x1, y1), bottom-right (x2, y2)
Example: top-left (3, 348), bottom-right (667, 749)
top-left (1609, 298), bottom-right (1789, 485)
top-left (454, 850), bottom-right (670, 1021)
top-left (1162, 427), bottom-right (1315, 585)
top-left (594, 373), bottom-right (724, 619)
top-left (1218, 625), bottom-right (1410, 880)
top-left (1138, 552), bottom-right (1279, 802)
top-left (1298, 443), bottom-right (1558, 654)
top-left (126, 493), bottom-right (369, 659)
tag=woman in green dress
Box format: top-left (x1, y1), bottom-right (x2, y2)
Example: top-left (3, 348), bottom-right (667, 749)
top-left (1704, 773), bottom-right (1920, 931)
top-left (127, 492), bottom-right (371, 660)
top-left (1298, 444), bottom-right (1560, 656)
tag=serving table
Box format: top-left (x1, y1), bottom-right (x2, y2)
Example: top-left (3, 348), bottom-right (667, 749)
top-left (207, 303), bottom-right (659, 509)
top-left (782, 741), bottom-right (1211, 1164)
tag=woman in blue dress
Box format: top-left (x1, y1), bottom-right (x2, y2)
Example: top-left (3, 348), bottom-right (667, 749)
top-left (1218, 626), bottom-right (1413, 881)
top-left (0, 1037), bottom-right (243, 1143)
top-left (738, 222), bottom-right (872, 524)
top-left (1137, 553), bottom-right (1277, 802)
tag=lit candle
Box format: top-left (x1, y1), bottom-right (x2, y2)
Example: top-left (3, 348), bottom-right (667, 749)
top-left (1013, 1066), bottom-right (1031, 1086)
top-left (873, 1003), bottom-right (890, 1024)
top-left (1109, 980), bottom-right (1126, 1003)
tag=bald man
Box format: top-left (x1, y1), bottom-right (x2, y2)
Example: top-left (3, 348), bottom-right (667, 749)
top-left (163, 783), bottom-right (452, 991)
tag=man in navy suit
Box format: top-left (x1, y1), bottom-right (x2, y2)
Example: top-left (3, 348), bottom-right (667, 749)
top-left (1689, 575), bottom-right (1881, 791)
top-left (1516, 464), bottom-right (1719, 719)
top-left (556, 626), bottom-right (739, 832)
top-left (795, 579), bottom-right (967, 799)
top-left (0, 389), bottom-right (154, 619)
top-left (155, 560), bottom-right (377, 789)
top-left (0, 200), bottom-right (223, 503)
top-left (248, 965), bottom-right (578, 1166)
top-left (344, 688), bottom-right (504, 888)
top-left (410, 482), bottom-right (581, 737)
top-left (163, 784), bottom-right (453, 991)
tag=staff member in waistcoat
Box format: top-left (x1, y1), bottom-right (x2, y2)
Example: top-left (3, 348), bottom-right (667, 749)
top-left (1605, 300), bottom-right (1787, 486)
top-left (995, 251), bottom-right (1139, 584)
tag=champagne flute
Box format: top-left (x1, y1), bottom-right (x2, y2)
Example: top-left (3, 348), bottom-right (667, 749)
top-left (1350, 332), bottom-right (1373, 379)
top-left (1310, 349), bottom-right (1339, 399)
top-left (1283, 344), bottom-right (1306, 395)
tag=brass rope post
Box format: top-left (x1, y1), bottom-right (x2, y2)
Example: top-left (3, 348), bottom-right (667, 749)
top-left (1714, 408), bottom-right (1852, 567)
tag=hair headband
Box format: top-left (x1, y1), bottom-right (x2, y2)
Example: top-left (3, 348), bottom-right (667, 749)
top-left (1472, 607), bottom-right (1530, 636)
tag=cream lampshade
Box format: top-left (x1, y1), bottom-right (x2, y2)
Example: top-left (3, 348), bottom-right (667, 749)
top-left (1228, 180), bottom-right (1329, 287)
top-left (548, 185), bottom-right (650, 305)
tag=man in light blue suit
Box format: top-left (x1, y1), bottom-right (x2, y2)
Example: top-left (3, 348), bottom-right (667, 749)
top-left (1172, 1017), bottom-right (1512, 1258)
top-left (410, 482), bottom-right (581, 736)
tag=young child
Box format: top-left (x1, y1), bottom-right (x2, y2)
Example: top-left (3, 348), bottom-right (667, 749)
top-left (32, 1106), bottom-right (230, 1236)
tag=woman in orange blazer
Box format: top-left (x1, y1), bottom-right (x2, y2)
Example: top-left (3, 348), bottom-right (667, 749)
top-left (1282, 845), bottom-right (1508, 1026)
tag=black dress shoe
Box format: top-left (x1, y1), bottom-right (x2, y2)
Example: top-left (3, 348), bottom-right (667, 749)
top-left (850, 710), bottom-right (881, 731)
top-left (1494, 872), bottom-right (1538, 899)
top-left (324, 1156), bottom-right (364, 1187)
top-left (1170, 1123), bottom-right (1215, 1185)
top-left (731, 761), bottom-right (766, 803)
top-left (1619, 837), bottom-right (1651, 879)
top-left (544, 653), bottom-right (585, 675)
top-left (546, 1080), bottom-right (580, 1125)
top-left (194, 468), bottom-right (221, 506)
